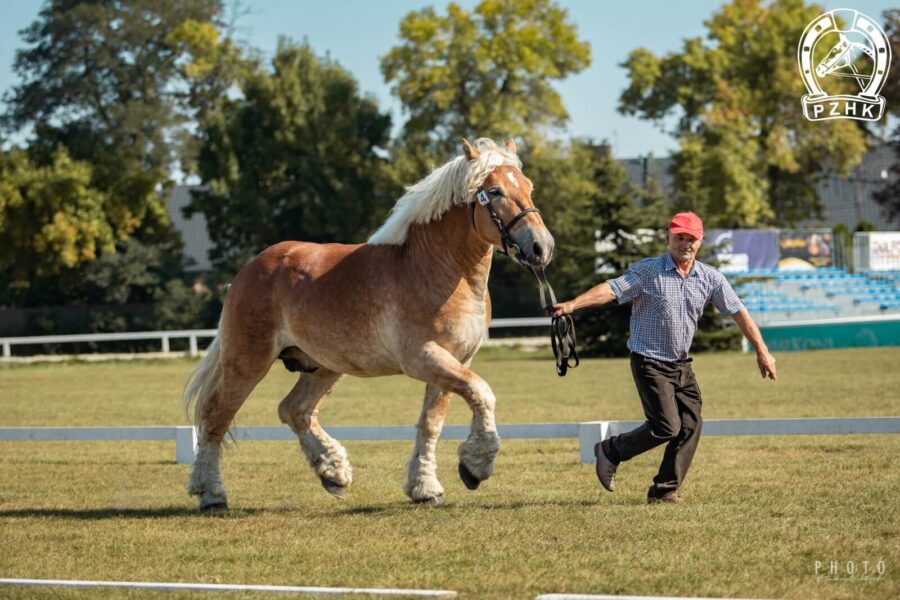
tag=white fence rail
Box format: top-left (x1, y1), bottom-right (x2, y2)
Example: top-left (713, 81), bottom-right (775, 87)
top-left (2, 417), bottom-right (897, 465)
top-left (0, 318), bottom-right (551, 358)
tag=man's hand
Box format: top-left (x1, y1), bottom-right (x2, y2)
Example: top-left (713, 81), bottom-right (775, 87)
top-left (547, 301), bottom-right (575, 319)
top-left (757, 350), bottom-right (777, 380)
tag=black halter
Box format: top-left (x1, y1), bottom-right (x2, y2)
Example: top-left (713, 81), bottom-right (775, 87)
top-left (476, 187), bottom-right (540, 264)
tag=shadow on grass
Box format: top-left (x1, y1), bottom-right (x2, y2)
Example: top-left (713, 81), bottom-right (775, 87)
top-left (7, 459), bottom-right (179, 466)
top-left (0, 505), bottom-right (282, 520)
top-left (0, 497), bottom-right (611, 521)
top-left (329, 497), bottom-right (603, 516)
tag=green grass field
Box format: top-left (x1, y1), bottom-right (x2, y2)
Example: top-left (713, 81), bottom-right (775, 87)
top-left (1, 347), bottom-right (898, 599)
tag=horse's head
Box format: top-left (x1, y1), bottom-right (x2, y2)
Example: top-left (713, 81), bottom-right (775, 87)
top-left (816, 34), bottom-right (851, 78)
top-left (464, 138), bottom-right (555, 268)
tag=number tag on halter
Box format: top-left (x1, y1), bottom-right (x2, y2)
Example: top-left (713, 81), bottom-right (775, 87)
top-left (477, 190), bottom-right (490, 206)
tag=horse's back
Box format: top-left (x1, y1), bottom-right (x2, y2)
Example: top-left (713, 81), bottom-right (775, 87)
top-left (223, 240), bottom-right (402, 375)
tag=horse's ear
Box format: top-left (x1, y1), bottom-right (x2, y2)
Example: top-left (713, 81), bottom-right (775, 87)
top-left (462, 138), bottom-right (480, 161)
top-left (505, 138), bottom-right (517, 155)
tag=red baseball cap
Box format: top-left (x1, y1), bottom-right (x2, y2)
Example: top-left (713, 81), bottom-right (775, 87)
top-left (668, 212), bottom-right (703, 240)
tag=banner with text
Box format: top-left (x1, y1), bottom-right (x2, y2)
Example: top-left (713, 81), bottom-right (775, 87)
top-left (865, 232), bottom-right (900, 271)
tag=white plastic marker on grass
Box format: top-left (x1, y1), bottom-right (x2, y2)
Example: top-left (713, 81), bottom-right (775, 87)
top-left (0, 578), bottom-right (457, 597)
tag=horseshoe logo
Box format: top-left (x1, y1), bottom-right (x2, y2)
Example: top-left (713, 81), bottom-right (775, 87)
top-left (798, 9), bottom-right (891, 121)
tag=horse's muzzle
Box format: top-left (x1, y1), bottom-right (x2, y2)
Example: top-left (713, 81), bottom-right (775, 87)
top-left (510, 225), bottom-right (554, 268)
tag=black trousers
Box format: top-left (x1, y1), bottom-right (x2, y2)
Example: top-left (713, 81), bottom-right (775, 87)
top-left (606, 352), bottom-right (703, 498)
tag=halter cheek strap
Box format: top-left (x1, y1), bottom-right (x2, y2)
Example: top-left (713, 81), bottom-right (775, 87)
top-left (476, 188), bottom-right (540, 262)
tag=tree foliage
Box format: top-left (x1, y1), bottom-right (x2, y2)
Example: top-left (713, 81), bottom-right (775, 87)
top-left (383, 0), bottom-right (595, 313)
top-left (873, 10), bottom-right (900, 225)
top-left (537, 141), bottom-right (671, 355)
top-left (189, 40), bottom-right (393, 271)
top-left (0, 147), bottom-right (114, 285)
top-left (3, 0), bottom-right (226, 243)
top-left (381, 0), bottom-right (590, 160)
top-left (620, 0), bottom-right (869, 227)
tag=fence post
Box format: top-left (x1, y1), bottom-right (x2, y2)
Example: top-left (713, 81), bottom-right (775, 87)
top-left (189, 335), bottom-right (198, 357)
top-left (578, 421), bottom-right (611, 464)
top-left (161, 335), bottom-right (170, 353)
top-left (2, 342), bottom-right (9, 358)
top-left (175, 427), bottom-right (197, 464)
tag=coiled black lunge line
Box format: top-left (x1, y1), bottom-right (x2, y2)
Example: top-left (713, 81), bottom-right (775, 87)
top-left (530, 266), bottom-right (579, 377)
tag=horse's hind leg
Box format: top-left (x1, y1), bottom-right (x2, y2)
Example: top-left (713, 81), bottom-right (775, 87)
top-left (188, 348), bottom-right (271, 511)
top-left (403, 384), bottom-right (452, 504)
top-left (277, 370), bottom-right (351, 498)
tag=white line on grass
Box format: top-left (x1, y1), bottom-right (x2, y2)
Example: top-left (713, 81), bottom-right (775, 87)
top-left (536, 594), bottom-right (766, 600)
top-left (0, 578), bottom-right (457, 597)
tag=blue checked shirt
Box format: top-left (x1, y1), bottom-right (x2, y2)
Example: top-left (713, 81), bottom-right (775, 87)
top-left (608, 253), bottom-right (744, 362)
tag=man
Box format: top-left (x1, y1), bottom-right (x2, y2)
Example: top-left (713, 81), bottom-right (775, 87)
top-left (549, 212), bottom-right (777, 504)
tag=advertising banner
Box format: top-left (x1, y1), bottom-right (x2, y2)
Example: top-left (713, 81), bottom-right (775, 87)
top-left (867, 232), bottom-right (900, 271)
top-left (778, 230), bottom-right (834, 270)
top-left (705, 230), bottom-right (779, 272)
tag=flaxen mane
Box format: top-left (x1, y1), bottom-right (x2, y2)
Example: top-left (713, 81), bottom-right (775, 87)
top-left (368, 138), bottom-right (521, 245)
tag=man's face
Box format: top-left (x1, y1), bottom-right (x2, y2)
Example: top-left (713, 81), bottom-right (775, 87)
top-left (668, 232), bottom-right (701, 263)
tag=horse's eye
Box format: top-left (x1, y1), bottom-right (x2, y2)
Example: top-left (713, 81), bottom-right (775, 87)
top-left (489, 188), bottom-right (503, 197)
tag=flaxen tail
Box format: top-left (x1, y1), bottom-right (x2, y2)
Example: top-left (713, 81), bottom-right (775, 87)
top-left (183, 335), bottom-right (223, 429)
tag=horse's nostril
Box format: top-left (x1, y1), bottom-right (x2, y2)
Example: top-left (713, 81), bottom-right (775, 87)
top-left (533, 242), bottom-right (543, 259)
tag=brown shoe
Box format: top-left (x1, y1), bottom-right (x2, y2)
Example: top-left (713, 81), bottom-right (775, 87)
top-left (594, 442), bottom-right (617, 492)
top-left (647, 490), bottom-right (682, 504)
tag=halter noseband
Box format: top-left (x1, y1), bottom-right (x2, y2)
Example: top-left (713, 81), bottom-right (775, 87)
top-left (475, 187), bottom-right (540, 263)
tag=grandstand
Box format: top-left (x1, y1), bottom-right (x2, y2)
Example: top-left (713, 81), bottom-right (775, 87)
top-left (732, 268), bottom-right (900, 325)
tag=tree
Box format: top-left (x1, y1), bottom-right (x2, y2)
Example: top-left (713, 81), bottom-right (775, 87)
top-left (381, 0), bottom-right (590, 162)
top-left (3, 0), bottom-right (226, 243)
top-left (872, 9), bottom-right (900, 225)
top-left (0, 147), bottom-right (114, 289)
top-left (619, 0), bottom-right (869, 227)
top-left (382, 0), bottom-right (594, 320)
top-left (541, 141), bottom-right (671, 355)
top-left (189, 40), bottom-right (393, 271)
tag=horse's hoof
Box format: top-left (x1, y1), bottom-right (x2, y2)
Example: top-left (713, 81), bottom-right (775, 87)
top-left (319, 476), bottom-right (349, 499)
top-left (413, 495), bottom-right (445, 506)
top-left (458, 462), bottom-right (481, 490)
top-left (199, 500), bottom-right (228, 513)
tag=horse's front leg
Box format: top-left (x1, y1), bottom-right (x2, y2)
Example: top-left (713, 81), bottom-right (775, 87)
top-left (403, 384), bottom-right (452, 504)
top-left (405, 344), bottom-right (500, 491)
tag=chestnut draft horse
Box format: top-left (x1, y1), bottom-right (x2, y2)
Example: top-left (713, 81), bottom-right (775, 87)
top-left (184, 138), bottom-right (555, 510)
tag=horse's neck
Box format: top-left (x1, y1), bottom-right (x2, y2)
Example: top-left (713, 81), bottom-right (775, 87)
top-left (403, 204), bottom-right (494, 296)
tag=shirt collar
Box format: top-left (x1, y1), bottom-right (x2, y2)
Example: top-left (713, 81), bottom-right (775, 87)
top-left (664, 252), bottom-right (699, 277)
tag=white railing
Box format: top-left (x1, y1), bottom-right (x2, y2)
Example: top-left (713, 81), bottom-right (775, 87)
top-left (0, 318), bottom-right (551, 358)
top-left (2, 417), bottom-right (897, 465)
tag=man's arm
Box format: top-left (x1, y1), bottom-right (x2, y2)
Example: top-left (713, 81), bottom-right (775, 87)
top-left (549, 282), bottom-right (617, 318)
top-left (732, 307), bottom-right (777, 380)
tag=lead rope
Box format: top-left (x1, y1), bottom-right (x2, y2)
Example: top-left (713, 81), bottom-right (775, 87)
top-left (530, 266), bottom-right (579, 377)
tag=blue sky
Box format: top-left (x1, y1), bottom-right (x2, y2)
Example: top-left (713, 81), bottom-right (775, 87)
top-left (0, 1), bottom-right (893, 158)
